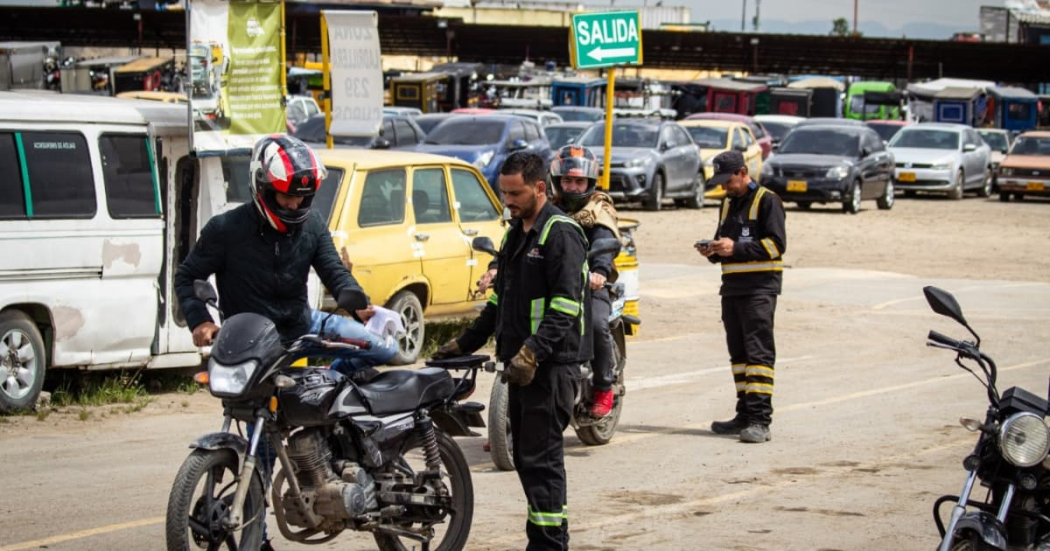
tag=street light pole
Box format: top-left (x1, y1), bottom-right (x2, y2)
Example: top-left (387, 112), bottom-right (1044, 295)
top-left (741, 0), bottom-right (747, 32)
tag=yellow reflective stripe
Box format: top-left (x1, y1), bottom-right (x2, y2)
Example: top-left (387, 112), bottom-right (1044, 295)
top-left (731, 364), bottom-right (746, 375)
top-left (530, 299), bottom-right (545, 333)
top-left (746, 365), bottom-right (775, 378)
top-left (745, 383), bottom-right (774, 395)
top-left (539, 215), bottom-right (585, 245)
top-left (721, 260), bottom-right (784, 274)
top-left (550, 297), bottom-right (581, 316)
top-left (719, 197), bottom-right (731, 225)
top-left (761, 238), bottom-right (780, 259)
top-left (488, 292), bottom-right (499, 306)
top-left (528, 505), bottom-right (568, 527)
top-left (749, 187), bottom-right (768, 220)
top-left (735, 382), bottom-right (747, 392)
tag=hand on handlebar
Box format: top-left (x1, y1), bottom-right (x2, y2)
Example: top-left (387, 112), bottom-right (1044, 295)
top-left (476, 268), bottom-right (497, 293)
top-left (589, 272), bottom-right (607, 290)
top-left (192, 321), bottom-right (220, 347)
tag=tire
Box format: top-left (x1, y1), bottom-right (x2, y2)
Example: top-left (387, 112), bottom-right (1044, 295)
top-left (375, 430), bottom-right (474, 551)
top-left (0, 310), bottom-right (47, 413)
top-left (842, 180), bottom-right (861, 214)
top-left (387, 290), bottom-right (424, 365)
top-left (643, 172), bottom-right (664, 211)
top-left (877, 179), bottom-right (895, 210)
top-left (947, 531), bottom-right (996, 551)
top-left (165, 449), bottom-right (265, 551)
top-left (487, 378), bottom-right (515, 471)
top-left (977, 167), bottom-right (993, 198)
top-left (575, 329), bottom-right (625, 446)
top-left (999, 191), bottom-right (1010, 202)
top-left (796, 201), bottom-right (812, 211)
top-left (678, 173), bottom-right (705, 209)
top-left (949, 170), bottom-right (964, 200)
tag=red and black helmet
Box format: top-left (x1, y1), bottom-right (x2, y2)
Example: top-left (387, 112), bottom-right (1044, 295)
top-left (549, 144), bottom-right (600, 212)
top-left (249, 134), bottom-right (327, 232)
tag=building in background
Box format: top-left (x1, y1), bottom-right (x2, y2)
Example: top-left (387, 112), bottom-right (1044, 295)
top-left (980, 1), bottom-right (1050, 44)
top-left (434, 0), bottom-right (689, 29)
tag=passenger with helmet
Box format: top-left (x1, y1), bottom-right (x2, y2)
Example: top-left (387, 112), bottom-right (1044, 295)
top-left (174, 134), bottom-right (398, 375)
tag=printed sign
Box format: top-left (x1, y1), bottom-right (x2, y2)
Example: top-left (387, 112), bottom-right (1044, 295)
top-left (570, 11), bottom-right (643, 70)
top-left (323, 11), bottom-right (383, 138)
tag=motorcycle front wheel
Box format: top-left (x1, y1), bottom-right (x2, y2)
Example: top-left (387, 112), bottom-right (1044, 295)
top-left (165, 448), bottom-right (265, 551)
top-left (375, 430), bottom-right (474, 551)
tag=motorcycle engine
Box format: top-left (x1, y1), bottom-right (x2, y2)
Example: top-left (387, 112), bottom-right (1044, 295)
top-left (281, 429), bottom-right (377, 530)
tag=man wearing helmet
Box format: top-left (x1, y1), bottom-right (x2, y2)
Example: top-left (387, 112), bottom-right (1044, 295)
top-left (175, 134), bottom-right (398, 375)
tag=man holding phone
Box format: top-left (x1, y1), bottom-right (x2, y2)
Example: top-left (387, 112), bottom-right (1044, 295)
top-left (695, 150), bottom-right (786, 444)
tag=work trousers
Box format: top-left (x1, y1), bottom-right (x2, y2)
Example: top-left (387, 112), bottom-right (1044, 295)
top-left (590, 288), bottom-right (615, 392)
top-left (509, 362), bottom-right (578, 551)
top-left (721, 293), bottom-right (777, 425)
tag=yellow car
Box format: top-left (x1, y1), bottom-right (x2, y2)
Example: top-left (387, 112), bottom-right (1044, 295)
top-left (312, 149), bottom-right (507, 364)
top-left (115, 91), bottom-right (188, 104)
top-left (679, 120), bottom-right (764, 200)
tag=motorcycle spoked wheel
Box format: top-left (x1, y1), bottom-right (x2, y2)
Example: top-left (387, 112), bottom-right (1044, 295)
top-left (375, 430), bottom-right (474, 551)
top-left (574, 335), bottom-right (626, 446)
top-left (165, 448), bottom-right (265, 551)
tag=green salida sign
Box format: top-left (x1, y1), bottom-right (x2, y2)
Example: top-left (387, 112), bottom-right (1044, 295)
top-left (570, 11), bottom-right (643, 70)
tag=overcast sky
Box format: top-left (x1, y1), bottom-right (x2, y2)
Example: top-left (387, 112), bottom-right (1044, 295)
top-left (682, 0), bottom-right (998, 30)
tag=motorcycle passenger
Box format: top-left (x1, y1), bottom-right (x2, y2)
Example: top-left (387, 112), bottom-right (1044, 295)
top-left (433, 151), bottom-right (590, 551)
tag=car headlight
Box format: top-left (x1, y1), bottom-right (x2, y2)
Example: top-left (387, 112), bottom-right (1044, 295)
top-left (999, 412), bottom-right (1050, 468)
top-left (208, 358), bottom-right (259, 396)
top-left (625, 157), bottom-right (652, 168)
top-left (825, 166), bottom-right (850, 180)
top-left (931, 162), bottom-right (952, 170)
top-left (1000, 168), bottom-right (1014, 177)
top-left (473, 150), bottom-right (495, 169)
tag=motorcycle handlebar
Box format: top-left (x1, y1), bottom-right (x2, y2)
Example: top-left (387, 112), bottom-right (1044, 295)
top-left (927, 330), bottom-right (960, 348)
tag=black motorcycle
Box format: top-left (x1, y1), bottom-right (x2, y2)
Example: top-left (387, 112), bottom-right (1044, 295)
top-left (925, 286), bottom-right (1050, 551)
top-left (165, 281), bottom-right (485, 551)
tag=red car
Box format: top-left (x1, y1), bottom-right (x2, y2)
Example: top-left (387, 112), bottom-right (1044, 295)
top-left (684, 112), bottom-right (773, 159)
top-left (864, 119), bottom-right (911, 144)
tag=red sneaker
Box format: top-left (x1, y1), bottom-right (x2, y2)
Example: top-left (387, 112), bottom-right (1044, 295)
top-left (590, 389), bottom-right (614, 418)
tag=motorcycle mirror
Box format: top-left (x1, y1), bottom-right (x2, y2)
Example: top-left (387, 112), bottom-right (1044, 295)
top-left (337, 289), bottom-right (369, 313)
top-left (471, 236), bottom-right (497, 256)
top-left (193, 280), bottom-right (219, 306)
top-left (923, 286), bottom-right (968, 327)
top-left (588, 238), bottom-right (621, 260)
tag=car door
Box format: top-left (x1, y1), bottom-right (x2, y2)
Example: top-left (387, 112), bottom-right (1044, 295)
top-left (658, 125), bottom-right (683, 189)
top-left (963, 130), bottom-right (984, 186)
top-left (673, 124), bottom-right (701, 186)
top-left (450, 166), bottom-right (505, 302)
top-left (859, 130), bottom-right (890, 199)
top-left (739, 127), bottom-right (763, 177)
top-left (410, 166), bottom-right (473, 306)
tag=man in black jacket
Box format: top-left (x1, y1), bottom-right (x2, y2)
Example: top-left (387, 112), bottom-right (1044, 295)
top-left (434, 151), bottom-right (590, 551)
top-left (696, 150), bottom-right (786, 444)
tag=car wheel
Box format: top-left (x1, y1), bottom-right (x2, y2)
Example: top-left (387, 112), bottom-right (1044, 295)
top-left (999, 192), bottom-right (1010, 202)
top-left (948, 170), bottom-right (964, 200)
top-left (796, 201), bottom-right (812, 211)
top-left (386, 290), bottom-right (424, 365)
top-left (977, 167), bottom-right (992, 198)
top-left (643, 172), bottom-right (664, 211)
top-left (0, 310), bottom-right (47, 413)
top-left (842, 179), bottom-right (861, 214)
top-left (877, 179), bottom-right (895, 210)
top-left (679, 173), bottom-right (704, 209)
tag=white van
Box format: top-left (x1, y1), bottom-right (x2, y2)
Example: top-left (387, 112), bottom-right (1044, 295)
top-left (0, 91), bottom-right (232, 411)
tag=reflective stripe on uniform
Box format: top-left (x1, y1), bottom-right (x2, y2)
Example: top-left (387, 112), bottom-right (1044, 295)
top-left (550, 296), bottom-right (581, 316)
top-left (760, 238), bottom-right (780, 259)
top-left (721, 260), bottom-right (784, 274)
top-left (746, 365), bottom-right (775, 379)
top-left (528, 505), bottom-right (569, 527)
top-left (745, 382), bottom-right (774, 395)
top-left (530, 299), bottom-right (545, 334)
top-left (539, 214), bottom-right (586, 245)
top-left (735, 381), bottom-right (747, 392)
top-left (731, 363), bottom-right (746, 375)
top-left (488, 292), bottom-right (499, 306)
top-left (749, 187), bottom-right (769, 220)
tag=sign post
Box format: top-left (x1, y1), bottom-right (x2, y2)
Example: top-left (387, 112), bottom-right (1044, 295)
top-left (569, 11), bottom-right (642, 190)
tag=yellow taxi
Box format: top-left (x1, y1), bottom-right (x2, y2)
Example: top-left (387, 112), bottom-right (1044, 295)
top-left (115, 90), bottom-right (188, 104)
top-left (678, 119), bottom-right (764, 200)
top-left (312, 149), bottom-right (506, 364)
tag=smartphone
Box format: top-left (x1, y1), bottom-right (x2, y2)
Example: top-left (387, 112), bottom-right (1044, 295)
top-left (695, 239), bottom-right (712, 249)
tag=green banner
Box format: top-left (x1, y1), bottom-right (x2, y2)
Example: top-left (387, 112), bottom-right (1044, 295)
top-left (226, 1), bottom-right (283, 136)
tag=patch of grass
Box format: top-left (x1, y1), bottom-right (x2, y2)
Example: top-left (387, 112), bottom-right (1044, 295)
top-left (35, 410), bottom-right (50, 421)
top-left (77, 409), bottom-right (91, 421)
top-left (49, 370), bottom-right (147, 408)
top-left (181, 401), bottom-right (190, 408)
top-left (144, 371), bottom-right (199, 395)
top-left (0, 416), bottom-right (10, 424)
top-left (120, 398), bottom-right (152, 414)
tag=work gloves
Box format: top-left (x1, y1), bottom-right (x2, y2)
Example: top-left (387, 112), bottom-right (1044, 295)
top-left (503, 345), bottom-right (538, 386)
top-left (431, 338), bottom-right (462, 360)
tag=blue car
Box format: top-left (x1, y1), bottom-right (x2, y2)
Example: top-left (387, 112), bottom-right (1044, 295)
top-left (415, 114), bottom-right (551, 193)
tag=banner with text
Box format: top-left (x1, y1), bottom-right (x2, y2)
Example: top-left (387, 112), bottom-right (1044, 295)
top-left (188, 0), bottom-right (285, 154)
top-left (323, 11), bottom-right (382, 138)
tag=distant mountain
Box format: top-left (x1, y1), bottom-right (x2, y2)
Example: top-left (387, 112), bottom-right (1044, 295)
top-left (706, 18), bottom-right (967, 40)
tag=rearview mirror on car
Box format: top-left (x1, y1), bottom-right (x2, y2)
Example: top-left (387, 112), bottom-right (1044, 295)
top-left (963, 143), bottom-right (977, 152)
top-left (508, 139), bottom-right (529, 152)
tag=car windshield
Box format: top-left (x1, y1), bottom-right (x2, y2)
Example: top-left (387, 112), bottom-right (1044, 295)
top-left (890, 129), bottom-right (959, 150)
top-left (1009, 136), bottom-right (1050, 156)
top-left (867, 123), bottom-right (905, 143)
top-left (415, 116), bottom-right (449, 134)
top-left (685, 126), bottom-right (729, 148)
top-left (544, 127), bottom-right (585, 149)
top-left (758, 121), bottom-right (795, 142)
top-left (979, 131), bottom-right (1010, 153)
top-left (580, 124), bottom-right (659, 148)
top-left (555, 109), bottom-right (602, 122)
top-left (425, 119), bottom-right (505, 145)
top-left (777, 128), bottom-right (860, 157)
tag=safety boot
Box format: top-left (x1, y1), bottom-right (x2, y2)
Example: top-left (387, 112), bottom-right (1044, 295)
top-left (710, 416), bottom-right (749, 435)
top-left (739, 424), bottom-right (772, 443)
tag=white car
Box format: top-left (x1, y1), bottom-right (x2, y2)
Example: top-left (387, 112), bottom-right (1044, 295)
top-left (887, 123), bottom-right (993, 199)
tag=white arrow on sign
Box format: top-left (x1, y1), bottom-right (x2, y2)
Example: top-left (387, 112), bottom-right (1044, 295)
top-left (586, 46), bottom-right (637, 62)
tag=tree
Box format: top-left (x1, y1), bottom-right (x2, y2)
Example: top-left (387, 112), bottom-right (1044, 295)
top-left (831, 17), bottom-right (850, 36)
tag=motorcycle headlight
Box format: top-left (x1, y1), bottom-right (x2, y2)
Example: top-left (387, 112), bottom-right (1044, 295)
top-left (825, 166), bottom-right (850, 180)
top-left (931, 162), bottom-right (952, 170)
top-left (998, 412), bottom-right (1050, 468)
top-left (473, 150), bottom-right (495, 169)
top-left (208, 358), bottom-right (259, 396)
top-left (626, 157), bottom-right (652, 168)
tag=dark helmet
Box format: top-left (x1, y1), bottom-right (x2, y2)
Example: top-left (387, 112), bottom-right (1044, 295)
top-left (550, 144), bottom-right (600, 212)
top-left (249, 134), bottom-right (327, 232)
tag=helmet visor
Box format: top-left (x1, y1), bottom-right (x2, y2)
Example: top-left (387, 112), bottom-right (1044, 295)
top-left (550, 156), bottom-right (600, 181)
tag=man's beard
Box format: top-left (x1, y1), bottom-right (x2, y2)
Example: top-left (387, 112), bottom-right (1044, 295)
top-left (510, 194), bottom-right (538, 219)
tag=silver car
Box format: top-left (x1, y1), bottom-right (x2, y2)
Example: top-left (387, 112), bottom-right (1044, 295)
top-left (888, 123), bottom-right (993, 199)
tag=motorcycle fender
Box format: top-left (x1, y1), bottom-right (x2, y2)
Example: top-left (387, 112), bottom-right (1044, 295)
top-left (432, 405), bottom-right (485, 437)
top-left (190, 432), bottom-right (249, 458)
top-left (953, 511), bottom-right (1008, 550)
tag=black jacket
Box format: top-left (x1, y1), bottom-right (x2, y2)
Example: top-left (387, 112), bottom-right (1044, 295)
top-left (707, 183), bottom-right (787, 296)
top-left (585, 225), bottom-right (616, 279)
top-left (174, 203), bottom-right (365, 342)
top-left (458, 202), bottom-right (591, 364)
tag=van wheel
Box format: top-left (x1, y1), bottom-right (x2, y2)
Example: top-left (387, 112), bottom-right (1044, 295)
top-left (387, 291), bottom-right (424, 365)
top-left (948, 170), bottom-right (964, 200)
top-left (678, 174), bottom-right (705, 209)
top-left (0, 311), bottom-right (47, 413)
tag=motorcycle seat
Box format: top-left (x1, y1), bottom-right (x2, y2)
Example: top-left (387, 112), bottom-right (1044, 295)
top-left (355, 368), bottom-right (455, 415)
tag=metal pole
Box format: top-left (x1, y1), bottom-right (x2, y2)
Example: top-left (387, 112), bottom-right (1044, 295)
top-left (601, 69), bottom-right (615, 191)
top-left (321, 12), bottom-right (333, 150)
top-left (853, 0), bottom-right (858, 37)
top-left (741, 0), bottom-right (747, 32)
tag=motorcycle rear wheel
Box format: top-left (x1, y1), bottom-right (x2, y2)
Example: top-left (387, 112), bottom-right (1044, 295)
top-left (487, 379), bottom-right (515, 471)
top-left (375, 430), bottom-right (474, 551)
top-left (575, 335), bottom-right (626, 446)
top-left (165, 448), bottom-right (265, 551)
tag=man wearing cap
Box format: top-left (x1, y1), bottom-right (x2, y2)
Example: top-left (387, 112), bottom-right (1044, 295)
top-left (695, 150), bottom-right (786, 443)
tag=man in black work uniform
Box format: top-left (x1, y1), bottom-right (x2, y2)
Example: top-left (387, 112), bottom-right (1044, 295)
top-left (696, 150), bottom-right (786, 444)
top-left (433, 151), bottom-right (590, 550)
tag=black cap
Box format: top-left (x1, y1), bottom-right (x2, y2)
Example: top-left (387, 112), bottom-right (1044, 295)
top-left (709, 150), bottom-right (746, 186)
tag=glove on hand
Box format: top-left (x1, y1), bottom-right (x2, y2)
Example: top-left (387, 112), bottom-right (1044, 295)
top-left (431, 338), bottom-right (462, 360)
top-left (502, 345), bottom-right (538, 386)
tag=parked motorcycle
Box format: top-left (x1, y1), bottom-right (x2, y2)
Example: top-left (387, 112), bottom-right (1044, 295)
top-left (165, 280), bottom-right (484, 551)
top-left (925, 286), bottom-right (1050, 551)
top-left (471, 236), bottom-right (640, 471)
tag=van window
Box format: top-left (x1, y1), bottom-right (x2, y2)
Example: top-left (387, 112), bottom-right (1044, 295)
top-left (222, 156), bottom-right (252, 204)
top-left (312, 168), bottom-right (343, 222)
top-left (100, 134), bottom-right (159, 218)
top-left (20, 132), bottom-right (96, 219)
top-left (451, 168), bottom-right (499, 221)
top-left (357, 168), bottom-right (406, 227)
top-left (0, 133), bottom-right (25, 219)
top-left (412, 168), bottom-right (452, 224)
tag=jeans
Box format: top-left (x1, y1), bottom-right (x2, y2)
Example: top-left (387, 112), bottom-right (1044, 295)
top-left (308, 309), bottom-right (399, 375)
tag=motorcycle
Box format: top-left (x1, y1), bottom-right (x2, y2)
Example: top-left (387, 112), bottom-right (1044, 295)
top-left (470, 236), bottom-right (640, 471)
top-left (165, 280), bottom-right (485, 551)
top-left (925, 286), bottom-right (1050, 551)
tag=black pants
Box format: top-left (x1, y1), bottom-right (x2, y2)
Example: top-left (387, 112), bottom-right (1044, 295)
top-left (721, 294), bottom-right (777, 425)
top-left (509, 362), bottom-right (577, 551)
top-left (590, 288), bottom-right (615, 392)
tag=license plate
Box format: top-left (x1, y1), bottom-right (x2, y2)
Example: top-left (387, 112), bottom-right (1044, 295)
top-left (898, 172), bottom-right (916, 182)
top-left (786, 180), bottom-right (807, 192)
top-left (1027, 181), bottom-right (1045, 191)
